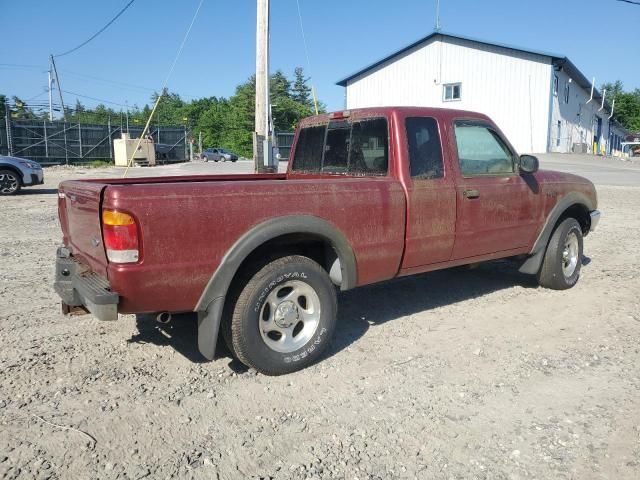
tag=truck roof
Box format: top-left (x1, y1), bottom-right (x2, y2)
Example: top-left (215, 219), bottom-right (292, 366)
top-left (299, 106), bottom-right (491, 127)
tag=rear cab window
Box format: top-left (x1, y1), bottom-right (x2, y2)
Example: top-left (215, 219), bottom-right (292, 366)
top-left (291, 117), bottom-right (388, 176)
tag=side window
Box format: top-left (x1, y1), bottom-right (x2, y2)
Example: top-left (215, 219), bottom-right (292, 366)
top-left (405, 117), bottom-right (443, 179)
top-left (291, 125), bottom-right (325, 172)
top-left (454, 121), bottom-right (515, 176)
top-left (349, 118), bottom-right (388, 175)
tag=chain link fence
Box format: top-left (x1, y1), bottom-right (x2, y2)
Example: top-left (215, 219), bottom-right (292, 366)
top-left (0, 118), bottom-right (188, 165)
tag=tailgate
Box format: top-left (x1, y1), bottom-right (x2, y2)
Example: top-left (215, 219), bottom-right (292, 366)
top-left (58, 180), bottom-right (109, 276)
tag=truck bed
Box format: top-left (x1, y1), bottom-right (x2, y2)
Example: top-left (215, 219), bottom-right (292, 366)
top-left (58, 174), bottom-right (407, 314)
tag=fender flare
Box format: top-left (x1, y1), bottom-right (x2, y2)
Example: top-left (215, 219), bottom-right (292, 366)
top-left (519, 191), bottom-right (595, 274)
top-left (195, 215), bottom-right (357, 360)
top-left (0, 164), bottom-right (24, 185)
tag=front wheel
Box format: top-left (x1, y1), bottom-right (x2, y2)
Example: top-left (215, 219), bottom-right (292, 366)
top-left (537, 217), bottom-right (583, 290)
top-left (0, 170), bottom-right (21, 195)
top-left (229, 255), bottom-right (337, 375)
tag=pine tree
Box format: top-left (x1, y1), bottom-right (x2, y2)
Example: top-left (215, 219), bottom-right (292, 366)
top-left (292, 67), bottom-right (312, 107)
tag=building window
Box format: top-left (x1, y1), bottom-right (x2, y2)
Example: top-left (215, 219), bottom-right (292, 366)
top-left (553, 75), bottom-right (559, 96)
top-left (443, 83), bottom-right (461, 102)
top-left (564, 82), bottom-right (570, 103)
top-left (557, 121), bottom-right (561, 147)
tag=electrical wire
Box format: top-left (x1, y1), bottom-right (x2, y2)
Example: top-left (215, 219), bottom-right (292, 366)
top-left (61, 89), bottom-right (129, 108)
top-left (59, 69), bottom-right (202, 99)
top-left (54, 0), bottom-right (136, 57)
top-left (159, 0), bottom-right (205, 90)
top-left (295, 0), bottom-right (319, 114)
top-left (123, 0), bottom-right (205, 177)
top-left (0, 63), bottom-right (43, 70)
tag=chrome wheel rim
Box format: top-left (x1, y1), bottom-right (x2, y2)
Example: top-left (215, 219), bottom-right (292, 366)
top-left (562, 231), bottom-right (579, 277)
top-left (0, 173), bottom-right (19, 194)
top-left (259, 280), bottom-right (321, 353)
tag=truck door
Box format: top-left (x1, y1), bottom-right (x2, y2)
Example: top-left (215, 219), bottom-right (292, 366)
top-left (401, 116), bottom-right (456, 268)
top-left (450, 119), bottom-right (540, 259)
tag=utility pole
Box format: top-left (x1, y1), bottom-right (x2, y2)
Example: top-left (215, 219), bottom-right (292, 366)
top-left (435, 0), bottom-right (442, 31)
top-left (48, 69), bottom-right (54, 121)
top-left (4, 99), bottom-right (13, 156)
top-left (50, 55), bottom-right (66, 121)
top-left (125, 101), bottom-right (130, 134)
top-left (254, 0), bottom-right (273, 173)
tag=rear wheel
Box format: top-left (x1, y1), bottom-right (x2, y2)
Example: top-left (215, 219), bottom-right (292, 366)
top-left (229, 255), bottom-right (337, 375)
top-left (0, 170), bottom-right (21, 195)
top-left (537, 218), bottom-right (583, 290)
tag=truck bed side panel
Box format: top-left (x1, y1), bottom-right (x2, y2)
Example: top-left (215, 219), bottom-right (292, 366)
top-left (103, 177), bottom-right (406, 313)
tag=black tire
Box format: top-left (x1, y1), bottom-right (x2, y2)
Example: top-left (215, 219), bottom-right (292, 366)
top-left (229, 255), bottom-right (337, 375)
top-left (0, 169), bottom-right (21, 196)
top-left (537, 218), bottom-right (583, 290)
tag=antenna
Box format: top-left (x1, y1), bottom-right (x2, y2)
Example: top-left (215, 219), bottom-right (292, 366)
top-left (435, 0), bottom-right (442, 31)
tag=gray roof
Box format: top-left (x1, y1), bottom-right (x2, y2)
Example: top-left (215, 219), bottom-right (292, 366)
top-left (335, 31), bottom-right (610, 109)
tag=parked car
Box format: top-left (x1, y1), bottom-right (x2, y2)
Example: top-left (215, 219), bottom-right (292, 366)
top-left (0, 155), bottom-right (44, 195)
top-left (201, 148), bottom-right (238, 162)
top-left (54, 107), bottom-right (600, 375)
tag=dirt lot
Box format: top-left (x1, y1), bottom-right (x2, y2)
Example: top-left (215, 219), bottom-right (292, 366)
top-left (1, 161), bottom-right (639, 479)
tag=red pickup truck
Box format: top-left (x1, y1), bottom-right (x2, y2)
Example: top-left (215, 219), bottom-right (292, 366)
top-left (55, 107), bottom-right (600, 375)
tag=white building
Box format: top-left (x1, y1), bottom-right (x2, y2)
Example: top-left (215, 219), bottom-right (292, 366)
top-left (337, 31), bottom-right (627, 156)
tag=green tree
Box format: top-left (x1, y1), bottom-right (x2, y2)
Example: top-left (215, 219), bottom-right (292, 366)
top-left (601, 80), bottom-right (640, 131)
top-left (292, 67), bottom-right (312, 107)
top-left (10, 96), bottom-right (38, 120)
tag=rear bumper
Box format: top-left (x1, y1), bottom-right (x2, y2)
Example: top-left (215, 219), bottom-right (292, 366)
top-left (589, 210), bottom-right (601, 232)
top-left (54, 247), bottom-right (119, 321)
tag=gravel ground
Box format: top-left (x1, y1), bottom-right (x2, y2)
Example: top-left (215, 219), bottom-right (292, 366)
top-left (1, 163), bottom-right (639, 479)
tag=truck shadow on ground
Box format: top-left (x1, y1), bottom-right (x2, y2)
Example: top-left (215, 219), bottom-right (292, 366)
top-left (128, 259), bottom-right (543, 366)
top-left (18, 188), bottom-right (59, 195)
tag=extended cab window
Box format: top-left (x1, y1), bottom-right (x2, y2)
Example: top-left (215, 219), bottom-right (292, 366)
top-left (292, 118), bottom-right (388, 176)
top-left (454, 121), bottom-right (515, 176)
top-left (405, 117), bottom-right (443, 179)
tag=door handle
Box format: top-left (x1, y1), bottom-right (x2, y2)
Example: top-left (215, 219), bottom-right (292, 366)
top-left (463, 189), bottom-right (480, 199)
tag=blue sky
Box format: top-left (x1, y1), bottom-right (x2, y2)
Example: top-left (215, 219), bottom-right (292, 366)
top-left (1, 0), bottom-right (638, 115)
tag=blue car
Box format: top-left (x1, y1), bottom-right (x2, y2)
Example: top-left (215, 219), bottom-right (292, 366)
top-left (0, 155), bottom-right (44, 195)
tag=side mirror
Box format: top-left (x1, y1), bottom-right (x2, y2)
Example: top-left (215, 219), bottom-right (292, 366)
top-left (519, 154), bottom-right (539, 174)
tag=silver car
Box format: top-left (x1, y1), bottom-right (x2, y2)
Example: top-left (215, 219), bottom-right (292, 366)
top-left (0, 155), bottom-right (44, 195)
top-left (201, 148), bottom-right (238, 162)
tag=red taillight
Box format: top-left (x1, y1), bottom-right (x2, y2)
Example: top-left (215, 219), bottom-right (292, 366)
top-left (102, 210), bottom-right (139, 263)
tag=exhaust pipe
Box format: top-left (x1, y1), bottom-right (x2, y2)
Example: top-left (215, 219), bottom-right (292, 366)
top-left (156, 312), bottom-right (172, 324)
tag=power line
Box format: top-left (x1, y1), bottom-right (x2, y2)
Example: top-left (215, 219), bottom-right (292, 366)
top-left (54, 0), bottom-right (136, 57)
top-left (61, 90), bottom-right (129, 108)
top-left (59, 69), bottom-right (203, 99)
top-left (616, 0), bottom-right (640, 4)
top-left (0, 63), bottom-right (43, 70)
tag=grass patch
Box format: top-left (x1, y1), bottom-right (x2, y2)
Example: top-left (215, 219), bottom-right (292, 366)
top-left (88, 160), bottom-right (114, 168)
